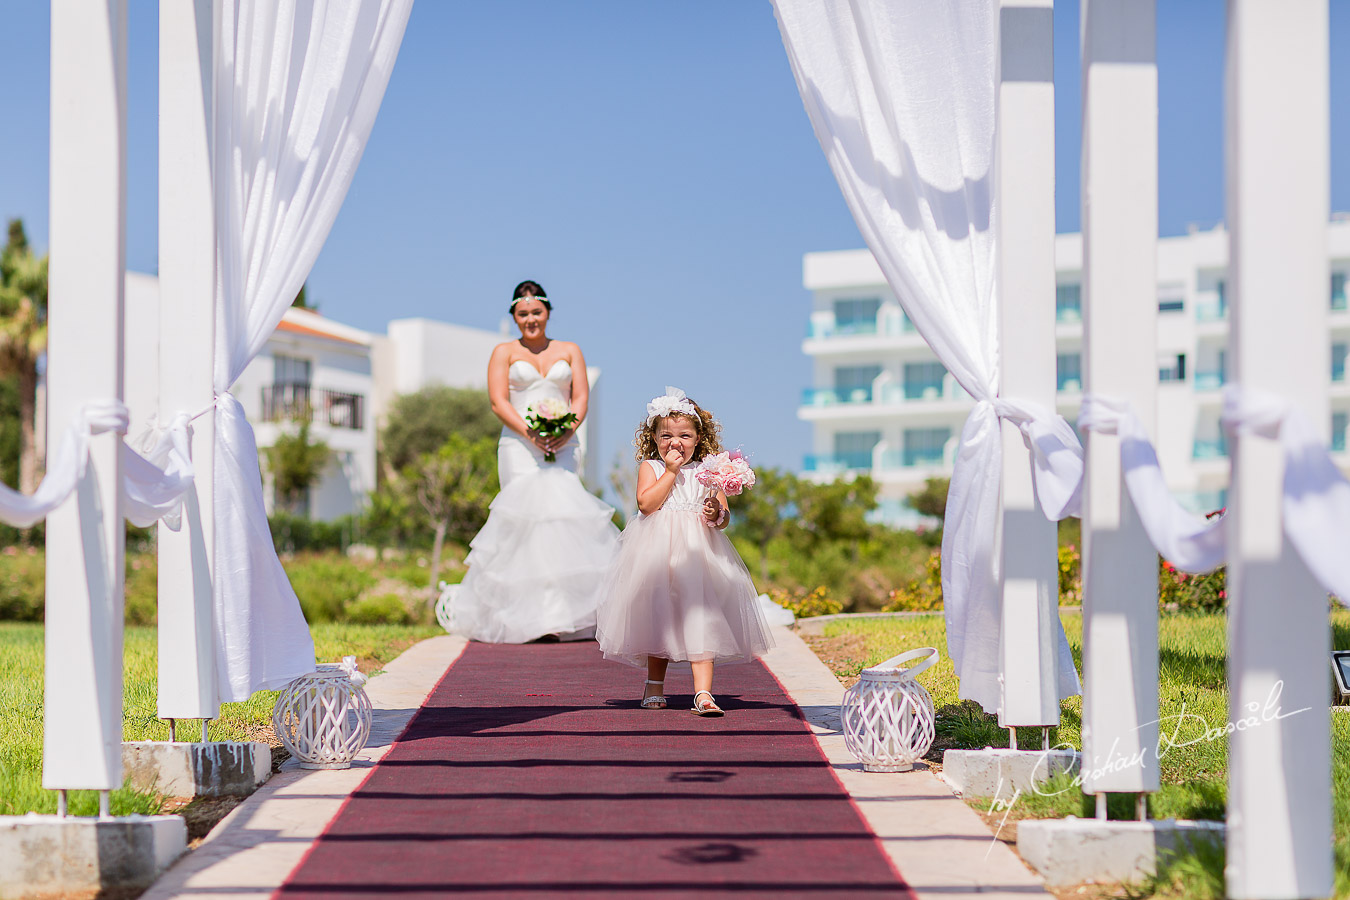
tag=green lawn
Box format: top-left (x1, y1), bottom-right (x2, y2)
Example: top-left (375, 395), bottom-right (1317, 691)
top-left (813, 610), bottom-right (1350, 897)
top-left (0, 622), bottom-right (442, 818)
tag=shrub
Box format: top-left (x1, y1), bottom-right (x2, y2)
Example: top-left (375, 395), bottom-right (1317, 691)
top-left (124, 552), bottom-right (157, 625)
top-left (345, 593), bottom-right (412, 626)
top-left (884, 549), bottom-right (943, 612)
top-left (0, 546), bottom-right (44, 620)
top-left (1159, 559), bottom-right (1226, 613)
top-left (270, 513), bottom-right (352, 554)
top-left (285, 553), bottom-right (376, 623)
top-left (1058, 543), bottom-right (1081, 606)
top-left (768, 586), bottom-right (842, 618)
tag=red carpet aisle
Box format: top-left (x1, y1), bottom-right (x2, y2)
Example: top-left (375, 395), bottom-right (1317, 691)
top-left (276, 641), bottom-right (915, 899)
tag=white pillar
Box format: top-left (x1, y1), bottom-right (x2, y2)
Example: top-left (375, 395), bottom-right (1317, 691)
top-left (1225, 2), bottom-right (1331, 896)
top-left (157, 0), bottom-right (220, 723)
top-left (996, 0), bottom-right (1062, 729)
top-left (43, 0), bottom-right (128, 791)
top-left (1079, 0), bottom-right (1159, 797)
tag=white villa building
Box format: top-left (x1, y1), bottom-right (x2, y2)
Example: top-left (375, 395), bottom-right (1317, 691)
top-left (800, 218), bottom-right (1350, 528)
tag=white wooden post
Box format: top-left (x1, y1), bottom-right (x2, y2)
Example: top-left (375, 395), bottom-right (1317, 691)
top-left (44, 0), bottom-right (128, 793)
top-left (157, 0), bottom-right (220, 726)
top-left (1225, 1), bottom-right (1332, 896)
top-left (1079, 0), bottom-right (1159, 804)
top-left (996, 0), bottom-right (1063, 730)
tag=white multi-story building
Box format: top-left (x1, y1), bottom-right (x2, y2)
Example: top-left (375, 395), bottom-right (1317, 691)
top-left (800, 218), bottom-right (1350, 527)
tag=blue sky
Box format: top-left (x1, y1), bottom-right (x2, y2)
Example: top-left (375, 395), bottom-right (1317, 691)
top-left (1, 2), bottom-right (1347, 478)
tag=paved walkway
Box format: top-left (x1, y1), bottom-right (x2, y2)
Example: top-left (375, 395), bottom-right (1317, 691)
top-left (140, 625), bottom-right (1048, 899)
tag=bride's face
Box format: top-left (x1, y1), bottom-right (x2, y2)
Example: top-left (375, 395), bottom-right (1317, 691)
top-left (513, 297), bottom-right (550, 341)
top-left (655, 415), bottom-right (699, 464)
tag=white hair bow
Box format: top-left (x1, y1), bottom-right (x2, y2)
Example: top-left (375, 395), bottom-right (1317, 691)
top-left (646, 386), bottom-right (696, 425)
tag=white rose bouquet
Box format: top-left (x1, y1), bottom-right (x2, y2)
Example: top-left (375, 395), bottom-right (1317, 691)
top-left (525, 397), bottom-right (578, 463)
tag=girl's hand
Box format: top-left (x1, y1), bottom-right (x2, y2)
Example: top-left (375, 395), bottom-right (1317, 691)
top-left (702, 496), bottom-right (723, 525)
top-left (662, 444), bottom-right (685, 473)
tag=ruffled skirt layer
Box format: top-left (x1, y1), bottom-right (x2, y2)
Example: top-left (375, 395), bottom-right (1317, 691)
top-left (595, 509), bottom-right (775, 667)
top-left (449, 466), bottom-right (619, 644)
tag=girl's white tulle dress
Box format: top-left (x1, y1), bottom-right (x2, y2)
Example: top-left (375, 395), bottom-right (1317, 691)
top-left (596, 458), bottom-right (775, 667)
top-left (448, 359), bottom-right (620, 644)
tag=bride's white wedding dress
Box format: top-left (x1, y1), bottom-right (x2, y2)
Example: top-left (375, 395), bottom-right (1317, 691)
top-left (448, 359), bottom-right (620, 643)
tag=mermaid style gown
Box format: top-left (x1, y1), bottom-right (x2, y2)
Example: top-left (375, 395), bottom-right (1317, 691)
top-left (448, 359), bottom-right (620, 643)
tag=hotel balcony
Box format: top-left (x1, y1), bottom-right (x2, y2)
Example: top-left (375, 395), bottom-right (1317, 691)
top-left (261, 383), bottom-right (366, 431)
top-left (1194, 369), bottom-right (1225, 392)
top-left (1192, 437), bottom-right (1228, 460)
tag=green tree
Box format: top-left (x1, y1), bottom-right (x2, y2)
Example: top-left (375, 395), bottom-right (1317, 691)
top-left (907, 476), bottom-right (950, 522)
top-left (381, 386), bottom-right (498, 482)
top-left (728, 467), bottom-right (798, 584)
top-left (292, 282), bottom-right (314, 310)
top-left (789, 474), bottom-right (879, 554)
top-left (262, 422), bottom-right (331, 516)
top-left (0, 220), bottom-right (48, 493)
top-left (413, 434), bottom-right (499, 591)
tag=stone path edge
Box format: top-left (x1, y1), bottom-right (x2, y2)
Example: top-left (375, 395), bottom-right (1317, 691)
top-left (140, 625), bottom-right (1050, 900)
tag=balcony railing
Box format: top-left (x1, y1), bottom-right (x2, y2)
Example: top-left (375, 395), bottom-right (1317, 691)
top-left (261, 383), bottom-right (365, 430)
top-left (1192, 438), bottom-right (1228, 460)
top-left (1194, 370), bottom-right (1225, 391)
top-left (801, 386), bottom-right (873, 406)
top-left (803, 452), bottom-right (873, 473)
top-left (879, 449), bottom-right (946, 469)
top-left (806, 312), bottom-right (919, 340)
top-left (1195, 300), bottom-right (1228, 322)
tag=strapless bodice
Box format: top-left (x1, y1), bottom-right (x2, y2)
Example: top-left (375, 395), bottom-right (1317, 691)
top-left (508, 358), bottom-right (572, 416)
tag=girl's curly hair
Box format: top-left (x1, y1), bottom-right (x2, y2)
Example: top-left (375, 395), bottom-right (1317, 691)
top-left (635, 401), bottom-right (723, 463)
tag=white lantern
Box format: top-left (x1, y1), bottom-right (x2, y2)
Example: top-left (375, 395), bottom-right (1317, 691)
top-left (841, 647), bottom-right (938, 772)
top-left (435, 581), bottom-right (458, 633)
top-left (272, 657), bottom-right (373, 770)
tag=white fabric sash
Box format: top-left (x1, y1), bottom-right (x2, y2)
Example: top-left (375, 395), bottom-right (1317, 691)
top-left (124, 413), bottom-right (196, 530)
top-left (0, 401), bottom-right (129, 528)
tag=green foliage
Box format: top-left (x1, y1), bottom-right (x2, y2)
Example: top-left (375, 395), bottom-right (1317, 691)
top-left (884, 548), bottom-right (943, 611)
top-left (906, 476), bottom-right (949, 521)
top-left (413, 434), bottom-right (500, 547)
top-left (0, 547), bottom-right (43, 620)
top-left (787, 473), bottom-right (878, 551)
top-left (262, 421), bottom-right (330, 515)
top-left (1132, 838), bottom-right (1226, 900)
top-left (767, 585), bottom-right (843, 618)
top-left (285, 553), bottom-right (376, 623)
top-left (1058, 542), bottom-right (1082, 606)
top-left (124, 552), bottom-right (158, 625)
top-left (0, 374), bottom-right (19, 489)
top-left (728, 467), bottom-right (797, 580)
top-left (1159, 558), bottom-right (1227, 612)
top-left (381, 386), bottom-right (499, 476)
top-left (345, 593), bottom-right (413, 626)
top-left (270, 512), bottom-right (353, 554)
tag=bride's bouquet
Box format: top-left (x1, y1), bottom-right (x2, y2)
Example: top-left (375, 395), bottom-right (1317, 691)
top-left (694, 450), bottom-right (756, 497)
top-left (525, 398), bottom-right (578, 463)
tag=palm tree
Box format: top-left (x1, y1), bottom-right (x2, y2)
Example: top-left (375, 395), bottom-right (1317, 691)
top-left (0, 220), bottom-right (48, 494)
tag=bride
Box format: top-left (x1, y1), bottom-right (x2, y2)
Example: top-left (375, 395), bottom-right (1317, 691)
top-left (448, 280), bottom-right (620, 643)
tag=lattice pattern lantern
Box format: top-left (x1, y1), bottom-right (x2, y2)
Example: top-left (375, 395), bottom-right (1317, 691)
top-left (272, 656), bottom-right (373, 770)
top-left (435, 581), bottom-right (458, 634)
top-left (841, 647), bottom-right (938, 772)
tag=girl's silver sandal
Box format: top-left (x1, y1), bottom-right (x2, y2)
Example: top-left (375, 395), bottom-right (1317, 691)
top-left (691, 690), bottom-right (724, 717)
top-left (640, 679), bottom-right (667, 709)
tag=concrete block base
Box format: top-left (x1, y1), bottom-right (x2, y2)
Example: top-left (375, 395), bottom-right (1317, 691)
top-left (123, 741), bottom-right (271, 798)
top-left (0, 813), bottom-right (186, 898)
top-left (1017, 817), bottom-right (1225, 887)
top-left (942, 748), bottom-right (1080, 801)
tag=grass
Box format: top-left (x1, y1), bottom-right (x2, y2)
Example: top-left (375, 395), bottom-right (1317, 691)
top-left (0, 621), bottom-right (442, 818)
top-left (809, 609), bottom-right (1350, 896)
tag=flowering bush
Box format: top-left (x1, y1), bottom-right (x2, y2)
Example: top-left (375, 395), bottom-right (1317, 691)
top-left (884, 549), bottom-right (943, 612)
top-left (1159, 558), bottom-right (1227, 613)
top-left (1058, 543), bottom-right (1082, 606)
top-left (768, 585), bottom-right (842, 618)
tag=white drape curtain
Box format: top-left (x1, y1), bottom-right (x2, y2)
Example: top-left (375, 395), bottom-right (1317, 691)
top-left (772, 0), bottom-right (1080, 712)
top-left (212, 0), bottom-right (412, 701)
top-left (0, 402), bottom-right (128, 528)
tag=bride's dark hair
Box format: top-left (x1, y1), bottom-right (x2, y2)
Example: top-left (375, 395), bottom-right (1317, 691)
top-left (511, 280), bottom-right (552, 311)
top-left (635, 401), bottom-right (723, 463)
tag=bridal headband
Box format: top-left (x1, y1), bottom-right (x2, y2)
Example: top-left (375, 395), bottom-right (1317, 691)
top-left (646, 386), bottom-right (697, 425)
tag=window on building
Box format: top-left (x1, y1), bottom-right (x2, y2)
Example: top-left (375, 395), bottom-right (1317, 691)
top-left (1157, 286), bottom-right (1185, 313)
top-left (1056, 283), bottom-right (1081, 322)
top-left (269, 354), bottom-right (314, 422)
top-left (1334, 412), bottom-right (1348, 453)
top-left (833, 365), bottom-right (881, 403)
top-left (1334, 344), bottom-right (1348, 382)
top-left (1056, 353), bottom-right (1082, 392)
top-left (1159, 353), bottom-right (1186, 383)
top-left (274, 354), bottom-right (312, 387)
top-left (903, 427), bottom-right (951, 467)
top-left (902, 361), bottom-right (946, 400)
top-left (1334, 272), bottom-right (1348, 311)
top-left (833, 297), bottom-right (881, 335)
top-left (834, 431), bottom-right (881, 470)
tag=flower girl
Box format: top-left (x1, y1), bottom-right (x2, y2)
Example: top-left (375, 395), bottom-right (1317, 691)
top-left (595, 387), bottom-right (774, 716)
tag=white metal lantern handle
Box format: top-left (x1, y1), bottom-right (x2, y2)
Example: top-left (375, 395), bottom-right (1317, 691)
top-left (863, 647), bottom-right (939, 679)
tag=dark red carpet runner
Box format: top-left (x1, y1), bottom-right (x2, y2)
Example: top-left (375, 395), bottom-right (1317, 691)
top-left (277, 641), bottom-right (914, 899)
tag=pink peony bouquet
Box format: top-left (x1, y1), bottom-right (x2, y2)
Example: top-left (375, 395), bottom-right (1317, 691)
top-left (525, 397), bottom-right (578, 463)
top-left (694, 450), bottom-right (756, 497)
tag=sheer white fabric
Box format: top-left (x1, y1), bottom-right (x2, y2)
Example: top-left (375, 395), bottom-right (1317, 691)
top-left (772, 0), bottom-right (1080, 712)
top-left (0, 402), bottom-right (128, 528)
top-left (124, 414), bottom-right (195, 530)
top-left (212, 0), bottom-right (412, 700)
top-left (1079, 395), bottom-right (1225, 573)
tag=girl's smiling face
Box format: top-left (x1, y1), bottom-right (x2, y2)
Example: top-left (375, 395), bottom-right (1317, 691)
top-left (655, 414), bottom-right (699, 464)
